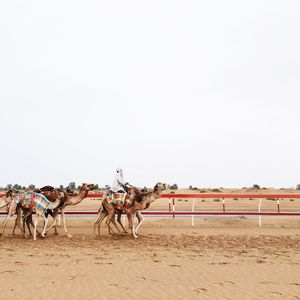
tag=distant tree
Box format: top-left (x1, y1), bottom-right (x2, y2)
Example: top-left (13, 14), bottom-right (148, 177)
top-left (68, 182), bottom-right (76, 190)
top-left (170, 184), bottom-right (178, 190)
top-left (28, 184), bottom-right (35, 189)
top-left (189, 185), bottom-right (193, 190)
top-left (59, 185), bottom-right (64, 189)
top-left (6, 184), bottom-right (12, 189)
top-left (253, 184), bottom-right (260, 189)
top-left (296, 184), bottom-right (300, 190)
top-left (13, 184), bottom-right (22, 190)
top-left (94, 184), bottom-right (99, 189)
top-left (105, 184), bottom-right (110, 190)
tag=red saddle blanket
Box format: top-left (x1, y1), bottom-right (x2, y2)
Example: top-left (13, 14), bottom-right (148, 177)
top-left (106, 193), bottom-right (134, 210)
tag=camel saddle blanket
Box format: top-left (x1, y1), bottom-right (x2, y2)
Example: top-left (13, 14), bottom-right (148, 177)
top-left (13, 191), bottom-right (36, 204)
top-left (14, 192), bottom-right (51, 212)
top-left (106, 193), bottom-right (134, 210)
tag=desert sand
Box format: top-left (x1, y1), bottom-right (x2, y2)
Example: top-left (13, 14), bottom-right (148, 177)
top-left (0, 189), bottom-right (300, 300)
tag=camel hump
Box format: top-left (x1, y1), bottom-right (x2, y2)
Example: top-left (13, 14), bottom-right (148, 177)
top-left (40, 186), bottom-right (56, 192)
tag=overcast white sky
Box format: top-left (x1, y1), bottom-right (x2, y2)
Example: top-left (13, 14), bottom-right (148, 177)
top-left (0, 0), bottom-right (299, 189)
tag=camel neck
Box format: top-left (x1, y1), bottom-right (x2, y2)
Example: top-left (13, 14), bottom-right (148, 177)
top-left (65, 189), bottom-right (88, 206)
top-left (50, 197), bottom-right (62, 209)
top-left (142, 189), bottom-right (162, 205)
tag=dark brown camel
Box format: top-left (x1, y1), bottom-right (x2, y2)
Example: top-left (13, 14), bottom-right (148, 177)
top-left (45, 183), bottom-right (97, 237)
top-left (94, 183), bottom-right (167, 238)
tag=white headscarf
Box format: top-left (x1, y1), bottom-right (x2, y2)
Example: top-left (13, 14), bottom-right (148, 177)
top-left (111, 168), bottom-right (126, 192)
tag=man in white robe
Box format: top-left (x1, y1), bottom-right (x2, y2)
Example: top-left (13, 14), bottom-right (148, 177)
top-left (111, 168), bottom-right (127, 193)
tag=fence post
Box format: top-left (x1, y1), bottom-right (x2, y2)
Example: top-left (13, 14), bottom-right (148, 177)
top-left (172, 198), bottom-right (175, 219)
top-left (222, 198), bottom-right (225, 213)
top-left (168, 198), bottom-right (171, 212)
top-left (258, 199), bottom-right (262, 228)
top-left (277, 198), bottom-right (280, 213)
top-left (192, 198), bottom-right (195, 227)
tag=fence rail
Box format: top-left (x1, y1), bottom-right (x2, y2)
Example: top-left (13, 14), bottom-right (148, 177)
top-left (1, 193), bottom-right (300, 227)
top-left (1, 193), bottom-right (300, 199)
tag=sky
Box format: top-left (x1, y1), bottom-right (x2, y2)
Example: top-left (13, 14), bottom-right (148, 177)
top-left (0, 0), bottom-right (299, 189)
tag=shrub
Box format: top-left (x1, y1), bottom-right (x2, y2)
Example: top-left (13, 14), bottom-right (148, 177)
top-left (170, 184), bottom-right (178, 190)
top-left (253, 184), bottom-right (260, 189)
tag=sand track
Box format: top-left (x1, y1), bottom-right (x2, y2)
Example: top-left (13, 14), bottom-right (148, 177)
top-left (1, 217), bottom-right (300, 299)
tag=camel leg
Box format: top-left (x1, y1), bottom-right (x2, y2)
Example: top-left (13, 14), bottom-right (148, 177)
top-left (126, 212), bottom-right (137, 239)
top-left (46, 209), bottom-right (58, 234)
top-left (101, 201), bottom-right (118, 235)
top-left (41, 215), bottom-right (48, 238)
top-left (94, 207), bottom-right (104, 235)
top-left (96, 210), bottom-right (108, 236)
top-left (27, 215), bottom-right (40, 237)
top-left (45, 210), bottom-right (59, 235)
top-left (23, 213), bottom-right (31, 237)
top-left (110, 215), bottom-right (122, 235)
top-left (25, 218), bottom-right (31, 238)
top-left (1, 214), bottom-right (12, 236)
top-left (94, 210), bottom-right (107, 236)
top-left (117, 212), bottom-right (127, 234)
top-left (134, 211), bottom-right (144, 236)
top-left (12, 214), bottom-right (17, 235)
top-left (12, 219), bottom-right (17, 235)
top-left (13, 213), bottom-right (25, 237)
top-left (33, 214), bottom-right (40, 240)
top-left (17, 208), bottom-right (25, 237)
top-left (61, 208), bottom-right (72, 238)
top-left (105, 213), bottom-right (114, 235)
top-left (105, 210), bottom-right (118, 235)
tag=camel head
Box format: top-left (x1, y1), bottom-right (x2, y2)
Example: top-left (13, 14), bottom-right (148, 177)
top-left (80, 183), bottom-right (97, 192)
top-left (153, 182), bottom-right (167, 192)
top-left (38, 187), bottom-right (65, 202)
top-left (57, 190), bottom-right (65, 200)
top-left (0, 189), bottom-right (16, 208)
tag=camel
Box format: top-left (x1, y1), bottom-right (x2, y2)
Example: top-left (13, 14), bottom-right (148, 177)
top-left (12, 186), bottom-right (63, 237)
top-left (94, 182), bottom-right (167, 238)
top-left (45, 183), bottom-right (97, 237)
top-left (0, 190), bottom-right (23, 235)
top-left (0, 189), bottom-right (14, 209)
top-left (0, 191), bottom-right (63, 240)
top-left (12, 206), bottom-right (33, 237)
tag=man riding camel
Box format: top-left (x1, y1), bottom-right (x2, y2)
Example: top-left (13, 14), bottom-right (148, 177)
top-left (109, 168), bottom-right (131, 210)
top-left (111, 168), bottom-right (129, 194)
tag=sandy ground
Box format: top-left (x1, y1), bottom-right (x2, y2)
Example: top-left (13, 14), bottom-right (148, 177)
top-left (1, 189), bottom-right (300, 300)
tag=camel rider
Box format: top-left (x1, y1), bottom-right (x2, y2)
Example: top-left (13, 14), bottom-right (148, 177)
top-left (111, 168), bottom-right (129, 194)
top-left (110, 168), bottom-right (130, 209)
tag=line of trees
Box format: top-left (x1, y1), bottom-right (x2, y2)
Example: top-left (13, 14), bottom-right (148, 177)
top-left (0, 182), bottom-right (99, 191)
top-left (1, 183), bottom-right (300, 191)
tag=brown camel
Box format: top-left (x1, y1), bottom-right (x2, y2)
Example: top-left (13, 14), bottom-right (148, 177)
top-left (0, 191), bottom-right (64, 240)
top-left (10, 186), bottom-right (63, 237)
top-left (0, 190), bottom-right (34, 238)
top-left (94, 182), bottom-right (167, 238)
top-left (46, 183), bottom-right (97, 237)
